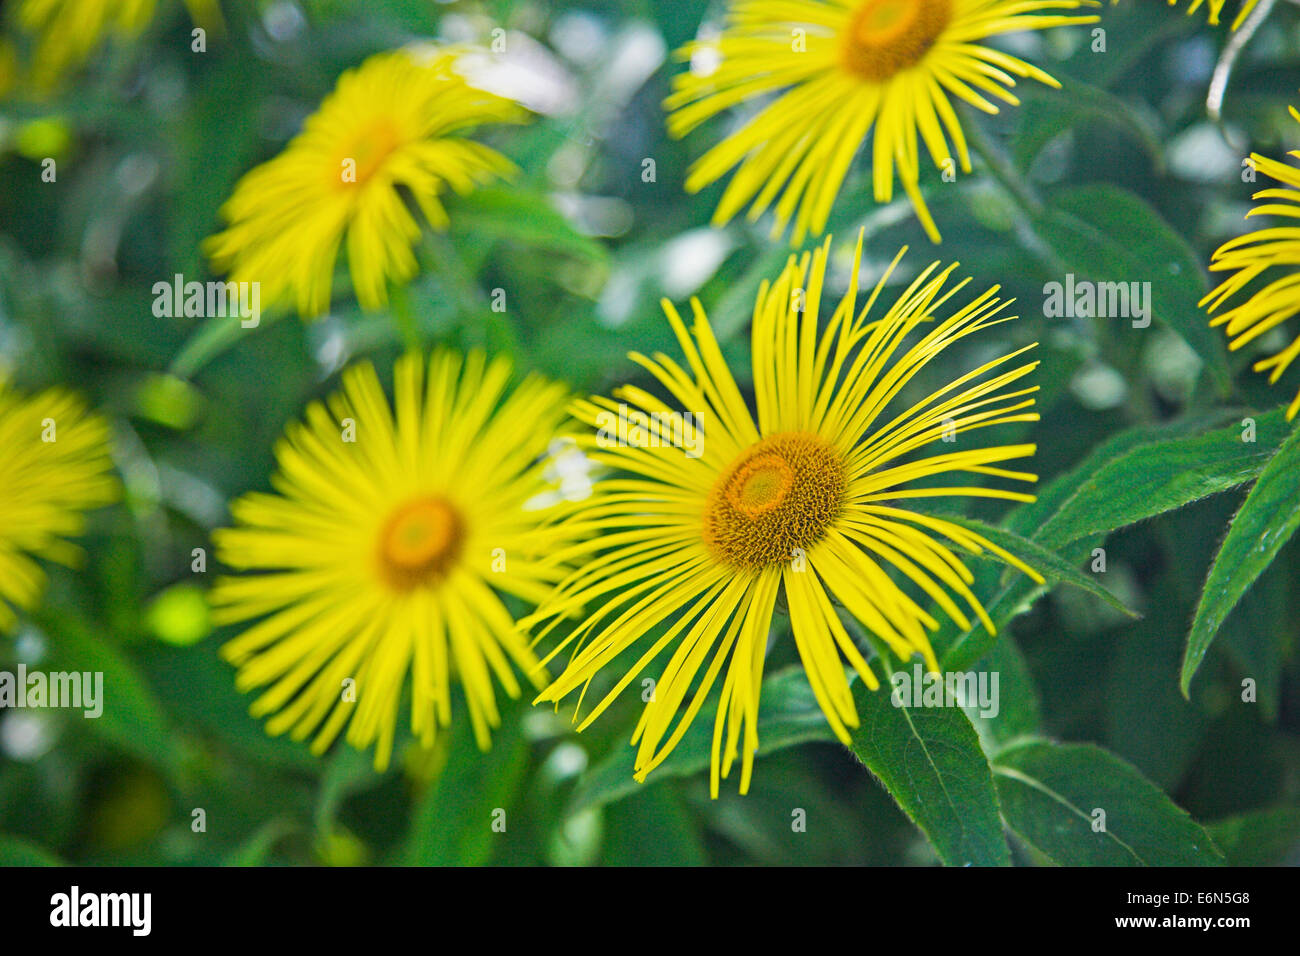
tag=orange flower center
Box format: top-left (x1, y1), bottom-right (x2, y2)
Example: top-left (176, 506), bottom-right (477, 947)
top-left (377, 496), bottom-right (463, 590)
top-left (841, 0), bottom-right (952, 82)
top-left (338, 118), bottom-right (403, 189)
top-left (702, 432), bottom-right (845, 570)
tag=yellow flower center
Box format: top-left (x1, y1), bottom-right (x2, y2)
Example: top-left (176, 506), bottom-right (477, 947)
top-left (841, 0), bottom-right (952, 82)
top-left (377, 496), bottom-right (463, 590)
top-left (338, 118), bottom-right (403, 189)
top-left (702, 432), bottom-right (845, 570)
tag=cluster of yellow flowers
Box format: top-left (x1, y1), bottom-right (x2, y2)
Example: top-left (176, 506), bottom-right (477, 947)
top-left (2, 0), bottom-right (1296, 792)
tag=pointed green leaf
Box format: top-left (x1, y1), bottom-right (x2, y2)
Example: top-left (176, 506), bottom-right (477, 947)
top-left (36, 609), bottom-right (185, 779)
top-left (449, 186), bottom-right (609, 264)
top-left (1035, 183), bottom-right (1230, 393)
top-left (939, 413), bottom-right (1262, 670)
top-left (1033, 409), bottom-right (1289, 550)
top-left (1206, 805), bottom-right (1300, 866)
top-left (1014, 78), bottom-right (1164, 173)
top-left (945, 516), bottom-right (1137, 619)
top-left (403, 707), bottom-right (530, 866)
top-left (1181, 422), bottom-right (1300, 695)
top-left (992, 739), bottom-right (1225, 866)
top-left (846, 668), bottom-right (1010, 866)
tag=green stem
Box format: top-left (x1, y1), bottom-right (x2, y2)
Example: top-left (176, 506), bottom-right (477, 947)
top-left (964, 116), bottom-right (1043, 217)
top-left (389, 282), bottom-right (421, 354)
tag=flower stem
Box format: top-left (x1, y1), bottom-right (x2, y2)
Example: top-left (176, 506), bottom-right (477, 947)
top-left (965, 116), bottom-right (1043, 218)
top-left (390, 282), bottom-right (421, 354)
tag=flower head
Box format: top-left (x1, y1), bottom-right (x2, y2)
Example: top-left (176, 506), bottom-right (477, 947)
top-left (665, 0), bottom-right (1098, 245)
top-left (530, 232), bottom-right (1044, 794)
top-left (212, 351), bottom-right (575, 769)
top-left (204, 48), bottom-right (526, 319)
top-left (1202, 107), bottom-right (1300, 421)
top-left (0, 380), bottom-right (118, 633)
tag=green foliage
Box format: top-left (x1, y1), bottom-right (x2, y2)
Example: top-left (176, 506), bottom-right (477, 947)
top-left (992, 740), bottom-right (1226, 866)
top-left (847, 669), bottom-right (1010, 867)
top-left (1034, 183), bottom-right (1230, 394)
top-left (1182, 423), bottom-right (1300, 694)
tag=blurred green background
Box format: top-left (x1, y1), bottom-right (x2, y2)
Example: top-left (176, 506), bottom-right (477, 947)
top-left (1, 0), bottom-right (1299, 865)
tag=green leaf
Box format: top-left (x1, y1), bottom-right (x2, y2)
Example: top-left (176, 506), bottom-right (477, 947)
top-left (938, 413), bottom-right (1261, 670)
top-left (402, 706), bottom-right (530, 866)
top-left (1219, 564), bottom-right (1286, 721)
top-left (1006, 412), bottom-right (1241, 540)
top-left (0, 834), bottom-right (63, 866)
top-left (709, 243), bottom-right (791, 341)
top-left (938, 572), bottom-right (1054, 674)
top-left (449, 186), bottom-right (609, 265)
top-left (315, 747), bottom-right (379, 833)
top-left (846, 667), bottom-right (1010, 866)
top-left (169, 308), bottom-right (286, 380)
top-left (1032, 408), bottom-right (1289, 550)
top-left (567, 666), bottom-right (835, 815)
top-left (36, 609), bottom-right (185, 780)
top-left (1035, 183), bottom-right (1230, 393)
top-left (1014, 79), bottom-right (1164, 173)
top-left (222, 818), bottom-right (297, 867)
top-left (992, 739), bottom-right (1225, 866)
top-left (141, 641), bottom-right (321, 773)
top-left (599, 786), bottom-right (708, 866)
top-left (1206, 805), bottom-right (1300, 866)
top-left (974, 637), bottom-right (1042, 746)
top-left (946, 516), bottom-right (1137, 618)
top-left (1182, 423), bottom-right (1300, 695)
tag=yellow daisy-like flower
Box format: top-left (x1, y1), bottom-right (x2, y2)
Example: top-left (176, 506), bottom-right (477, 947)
top-left (204, 48), bottom-right (525, 319)
top-left (15, 0), bottom-right (222, 90)
top-left (530, 232), bottom-right (1045, 795)
top-left (1109, 0), bottom-right (1262, 29)
top-left (0, 380), bottom-right (118, 633)
top-left (665, 0), bottom-right (1098, 245)
top-left (1202, 107), bottom-right (1300, 421)
top-left (211, 351), bottom-right (575, 769)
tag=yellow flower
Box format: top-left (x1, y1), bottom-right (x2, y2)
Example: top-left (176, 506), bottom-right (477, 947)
top-left (1202, 107), bottom-right (1300, 421)
top-left (530, 232), bottom-right (1044, 795)
top-left (204, 48), bottom-right (526, 319)
top-left (1109, 0), bottom-right (1262, 28)
top-left (665, 0), bottom-right (1098, 245)
top-left (0, 380), bottom-right (118, 633)
top-left (15, 0), bottom-right (222, 90)
top-left (211, 351), bottom-right (576, 770)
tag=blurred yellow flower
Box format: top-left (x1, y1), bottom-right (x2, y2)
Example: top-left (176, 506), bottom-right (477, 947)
top-left (1202, 107), bottom-right (1300, 420)
top-left (205, 48), bottom-right (526, 319)
top-left (0, 381), bottom-right (118, 633)
top-left (1110, 0), bottom-right (1262, 28)
top-left (212, 351), bottom-right (576, 770)
top-left (15, 0), bottom-right (222, 89)
top-left (530, 232), bottom-right (1044, 795)
top-left (665, 0), bottom-right (1098, 245)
